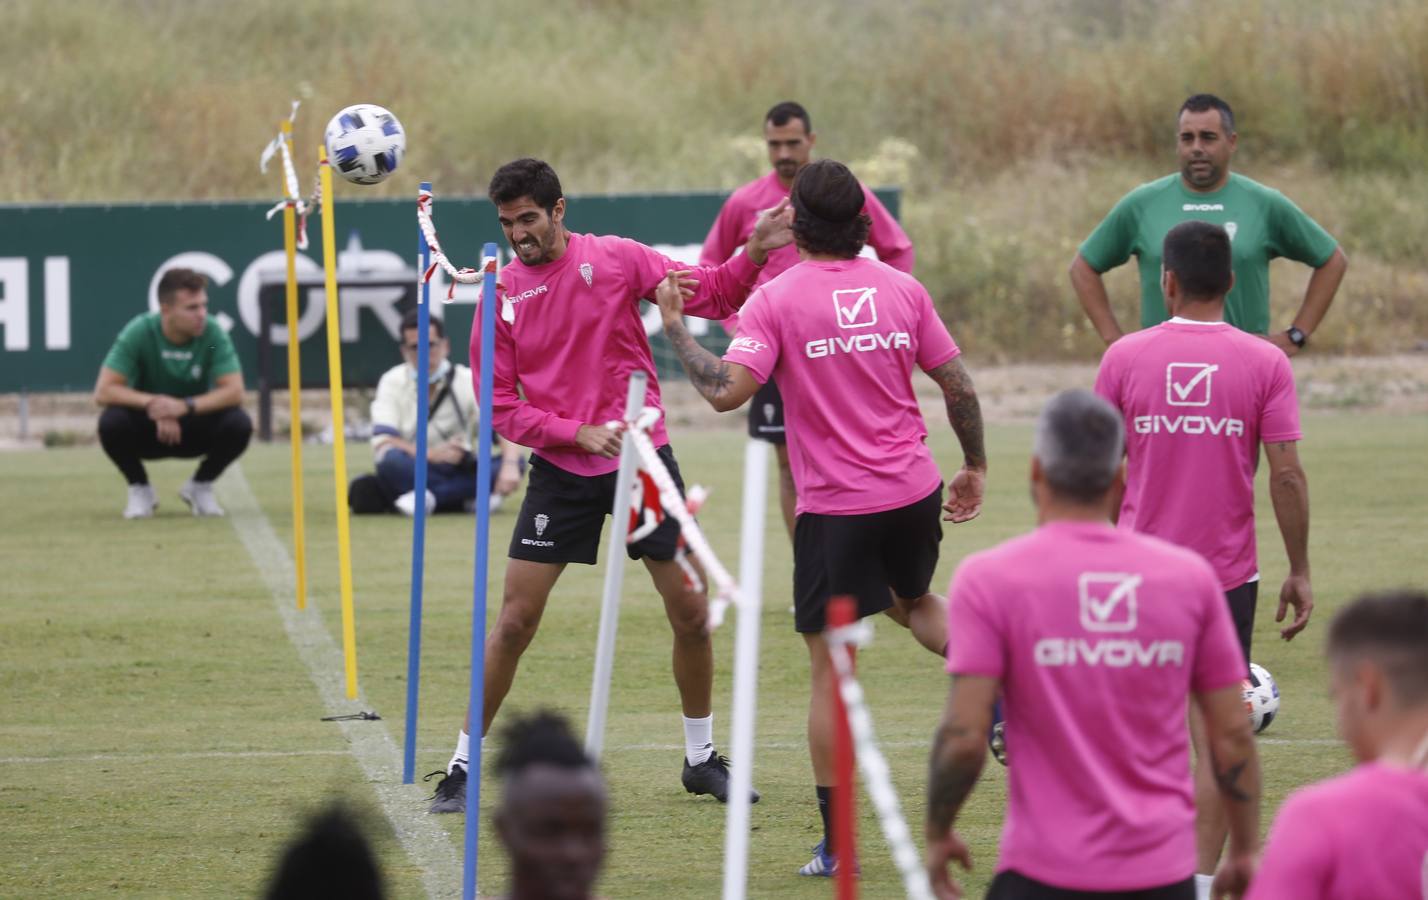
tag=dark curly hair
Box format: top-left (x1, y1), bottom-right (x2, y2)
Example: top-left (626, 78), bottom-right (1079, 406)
top-left (790, 159), bottom-right (869, 259)
top-left (488, 158), bottom-right (563, 214)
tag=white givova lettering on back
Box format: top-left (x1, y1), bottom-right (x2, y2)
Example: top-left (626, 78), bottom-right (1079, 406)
top-left (1034, 571), bottom-right (1185, 667)
top-left (1135, 362), bottom-right (1245, 436)
top-left (1182, 203), bottom-right (1225, 212)
top-left (806, 286), bottom-right (912, 358)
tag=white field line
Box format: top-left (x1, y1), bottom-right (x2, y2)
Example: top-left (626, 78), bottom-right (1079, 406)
top-left (218, 467), bottom-right (461, 900)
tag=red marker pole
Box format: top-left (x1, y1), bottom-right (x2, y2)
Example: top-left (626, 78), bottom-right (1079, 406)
top-left (828, 595), bottom-right (858, 900)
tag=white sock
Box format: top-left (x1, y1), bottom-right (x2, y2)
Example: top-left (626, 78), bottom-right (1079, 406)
top-left (683, 715), bottom-right (714, 765)
top-left (1194, 873), bottom-right (1212, 900)
top-left (449, 730), bottom-right (470, 773)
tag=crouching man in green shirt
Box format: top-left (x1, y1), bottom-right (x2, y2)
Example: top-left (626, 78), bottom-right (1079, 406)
top-left (1071, 93), bottom-right (1348, 355)
top-left (94, 268), bottom-right (252, 518)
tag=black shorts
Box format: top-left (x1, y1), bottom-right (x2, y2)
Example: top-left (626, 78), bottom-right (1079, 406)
top-left (746, 378), bottom-right (786, 444)
top-left (987, 871), bottom-right (1194, 900)
top-left (1225, 580), bottom-right (1259, 669)
top-left (508, 445), bottom-right (686, 565)
top-left (792, 485), bottom-right (942, 633)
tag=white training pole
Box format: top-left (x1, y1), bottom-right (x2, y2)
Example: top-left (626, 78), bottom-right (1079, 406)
top-left (585, 371), bottom-right (649, 759)
top-left (721, 438), bottom-right (770, 900)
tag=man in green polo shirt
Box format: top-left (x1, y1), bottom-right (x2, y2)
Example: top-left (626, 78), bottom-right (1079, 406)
top-left (1070, 93), bottom-right (1348, 354)
top-left (94, 267), bottom-right (252, 518)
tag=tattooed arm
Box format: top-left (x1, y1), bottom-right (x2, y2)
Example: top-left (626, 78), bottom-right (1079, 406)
top-left (926, 674), bottom-right (998, 899)
top-left (1264, 439), bottom-right (1312, 639)
top-left (656, 271), bottom-right (760, 412)
top-left (926, 358), bottom-right (987, 524)
top-left (1197, 683), bottom-right (1262, 897)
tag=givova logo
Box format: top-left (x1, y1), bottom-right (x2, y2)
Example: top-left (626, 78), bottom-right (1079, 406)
top-left (805, 331), bottom-right (911, 358)
top-left (1166, 362), bottom-right (1217, 406)
top-left (1034, 570), bottom-right (1185, 668)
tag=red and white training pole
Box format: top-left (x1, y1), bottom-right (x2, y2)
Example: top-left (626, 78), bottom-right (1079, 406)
top-left (829, 595), bottom-right (859, 900)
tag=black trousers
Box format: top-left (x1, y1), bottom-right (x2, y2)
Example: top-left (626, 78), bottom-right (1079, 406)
top-left (98, 405), bottom-right (253, 485)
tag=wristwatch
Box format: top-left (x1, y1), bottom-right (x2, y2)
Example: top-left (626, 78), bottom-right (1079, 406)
top-left (184, 397), bottom-right (197, 415)
top-left (1285, 326), bottom-right (1307, 349)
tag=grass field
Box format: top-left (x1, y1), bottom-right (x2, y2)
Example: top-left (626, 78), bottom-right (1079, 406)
top-left (3, 408), bottom-right (1425, 898)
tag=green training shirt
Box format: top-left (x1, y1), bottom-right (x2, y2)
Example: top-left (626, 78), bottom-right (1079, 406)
top-left (1078, 172), bottom-right (1339, 334)
top-left (101, 312), bottom-right (241, 397)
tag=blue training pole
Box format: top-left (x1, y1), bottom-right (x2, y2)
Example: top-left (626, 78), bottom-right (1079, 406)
top-left (402, 181), bottom-right (435, 785)
top-left (463, 242), bottom-right (498, 900)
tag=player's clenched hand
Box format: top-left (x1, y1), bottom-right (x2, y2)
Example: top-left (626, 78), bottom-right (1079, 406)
top-left (1210, 850), bottom-right (1255, 899)
top-left (155, 417), bottom-right (182, 446)
top-left (925, 828), bottom-right (973, 899)
top-left (146, 395), bottom-right (187, 421)
top-left (655, 270), bottom-right (696, 325)
top-left (1276, 573), bottom-right (1313, 640)
top-left (747, 198), bottom-right (795, 264)
top-left (944, 466), bottom-right (985, 523)
top-left (576, 423), bottom-right (623, 459)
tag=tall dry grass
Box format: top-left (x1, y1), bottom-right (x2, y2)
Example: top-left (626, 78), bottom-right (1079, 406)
top-left (3, 0), bottom-right (1425, 355)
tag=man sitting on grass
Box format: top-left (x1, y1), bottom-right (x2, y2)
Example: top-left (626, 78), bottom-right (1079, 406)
top-left (349, 310), bottom-right (523, 516)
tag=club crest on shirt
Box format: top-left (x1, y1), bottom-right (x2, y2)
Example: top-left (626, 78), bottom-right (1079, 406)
top-left (190, 365), bottom-right (203, 379)
top-left (580, 262), bottom-right (594, 286)
top-left (763, 403), bottom-right (776, 424)
top-left (1224, 222), bottom-right (1238, 241)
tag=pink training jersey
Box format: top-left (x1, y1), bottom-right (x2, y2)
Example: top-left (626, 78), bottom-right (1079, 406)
top-left (473, 231), bottom-right (761, 476)
top-left (701, 170), bottom-right (914, 332)
top-left (723, 256), bottom-right (958, 516)
top-left (1246, 762), bottom-right (1428, 900)
top-left (946, 521), bottom-right (1245, 891)
top-left (1093, 319), bottom-right (1302, 589)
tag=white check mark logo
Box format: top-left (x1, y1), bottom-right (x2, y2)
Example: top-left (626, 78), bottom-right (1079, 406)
top-left (1086, 575), bottom-right (1141, 622)
top-left (836, 288), bottom-right (875, 325)
top-left (1170, 365), bottom-right (1217, 401)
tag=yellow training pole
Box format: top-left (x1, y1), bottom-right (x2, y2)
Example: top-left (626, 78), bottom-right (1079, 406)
top-left (318, 143), bottom-right (359, 699)
top-left (282, 120), bottom-right (309, 611)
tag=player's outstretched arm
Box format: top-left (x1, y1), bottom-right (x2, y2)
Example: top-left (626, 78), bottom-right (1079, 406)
top-left (926, 674), bottom-right (997, 899)
top-left (1264, 440), bottom-right (1312, 640)
top-left (656, 272), bottom-right (760, 413)
top-left (1197, 683), bottom-right (1262, 899)
top-left (927, 358), bottom-right (987, 523)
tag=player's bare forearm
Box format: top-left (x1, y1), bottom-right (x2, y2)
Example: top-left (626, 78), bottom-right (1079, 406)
top-left (664, 317), bottom-right (740, 411)
top-left (1070, 254), bottom-right (1124, 344)
top-left (928, 358), bottom-right (987, 471)
top-left (1293, 247), bottom-right (1347, 337)
top-left (926, 721), bottom-right (984, 835)
top-left (1266, 442), bottom-right (1310, 575)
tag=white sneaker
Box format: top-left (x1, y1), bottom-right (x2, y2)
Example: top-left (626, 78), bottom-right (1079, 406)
top-left (123, 484), bottom-right (158, 519)
top-left (395, 489), bottom-right (436, 517)
top-left (179, 480), bottom-right (225, 517)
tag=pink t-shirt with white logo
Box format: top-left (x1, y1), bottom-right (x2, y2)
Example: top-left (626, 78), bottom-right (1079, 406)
top-left (473, 231), bottom-right (761, 476)
top-left (1247, 762), bottom-right (1428, 900)
top-left (700, 170), bottom-right (915, 332)
top-left (724, 256), bottom-right (958, 516)
top-left (946, 521), bottom-right (1244, 891)
top-left (1093, 320), bottom-right (1302, 589)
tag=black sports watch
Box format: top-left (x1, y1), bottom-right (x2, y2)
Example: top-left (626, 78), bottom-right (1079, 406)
top-left (1285, 326), bottom-right (1307, 349)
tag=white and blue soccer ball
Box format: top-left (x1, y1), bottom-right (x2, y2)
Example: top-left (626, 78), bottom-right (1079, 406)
top-left (324, 104), bottom-right (406, 185)
top-left (1243, 662), bottom-right (1280, 734)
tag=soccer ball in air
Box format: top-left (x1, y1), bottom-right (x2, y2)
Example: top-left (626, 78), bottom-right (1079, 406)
top-left (1243, 662), bottom-right (1280, 734)
top-left (324, 104), bottom-right (406, 185)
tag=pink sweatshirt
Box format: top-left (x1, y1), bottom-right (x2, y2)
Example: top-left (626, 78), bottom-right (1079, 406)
top-left (472, 231), bottom-right (761, 476)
